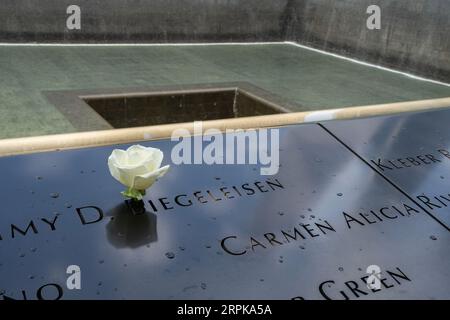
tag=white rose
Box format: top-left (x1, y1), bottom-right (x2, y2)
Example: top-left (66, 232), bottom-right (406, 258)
top-left (108, 145), bottom-right (170, 199)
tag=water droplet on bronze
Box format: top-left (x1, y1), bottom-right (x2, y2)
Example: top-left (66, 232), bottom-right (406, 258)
top-left (165, 252), bottom-right (175, 259)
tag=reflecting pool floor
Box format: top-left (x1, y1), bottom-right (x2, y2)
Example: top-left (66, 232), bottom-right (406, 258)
top-left (0, 43), bottom-right (449, 139)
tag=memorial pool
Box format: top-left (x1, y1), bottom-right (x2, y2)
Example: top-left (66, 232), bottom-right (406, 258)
top-left (1, 43), bottom-right (450, 139)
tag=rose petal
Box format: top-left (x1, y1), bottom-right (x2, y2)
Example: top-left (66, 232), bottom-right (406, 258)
top-left (108, 149), bottom-right (128, 183)
top-left (109, 149), bottom-right (128, 166)
top-left (126, 145), bottom-right (153, 166)
top-left (114, 164), bottom-right (151, 187)
top-left (143, 148), bottom-right (163, 172)
top-left (132, 165), bottom-right (170, 190)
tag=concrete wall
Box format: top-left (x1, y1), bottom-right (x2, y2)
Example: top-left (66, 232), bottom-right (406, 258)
top-left (0, 0), bottom-right (288, 42)
top-left (289, 0), bottom-right (450, 82)
top-left (0, 0), bottom-right (449, 82)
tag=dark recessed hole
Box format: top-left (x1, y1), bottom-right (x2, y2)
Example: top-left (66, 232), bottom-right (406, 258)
top-left (83, 88), bottom-right (287, 128)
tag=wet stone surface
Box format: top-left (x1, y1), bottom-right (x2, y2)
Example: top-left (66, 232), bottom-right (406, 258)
top-left (322, 107), bottom-right (450, 229)
top-left (0, 121), bottom-right (448, 299)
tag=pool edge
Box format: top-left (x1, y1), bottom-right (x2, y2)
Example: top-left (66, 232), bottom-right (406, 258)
top-left (1, 97), bottom-right (449, 157)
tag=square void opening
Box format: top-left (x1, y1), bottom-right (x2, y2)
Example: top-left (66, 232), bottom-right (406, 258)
top-left (83, 88), bottom-right (288, 128)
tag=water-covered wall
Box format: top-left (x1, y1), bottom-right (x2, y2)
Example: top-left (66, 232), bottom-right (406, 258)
top-left (0, 0), bottom-right (449, 82)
